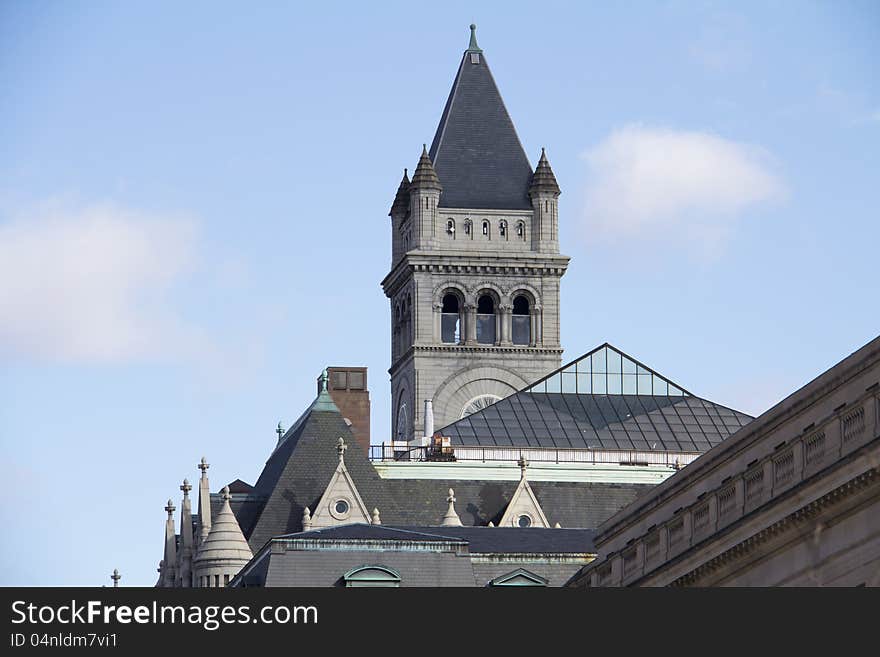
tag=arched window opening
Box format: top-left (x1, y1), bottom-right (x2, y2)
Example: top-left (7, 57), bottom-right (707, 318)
top-left (464, 220), bottom-right (472, 236)
top-left (499, 221), bottom-right (507, 238)
top-left (441, 293), bottom-right (461, 344)
top-left (476, 294), bottom-right (496, 344)
top-left (516, 221), bottom-right (525, 239)
top-left (482, 221), bottom-right (489, 236)
top-left (512, 295), bottom-right (531, 345)
top-left (446, 219), bottom-right (455, 236)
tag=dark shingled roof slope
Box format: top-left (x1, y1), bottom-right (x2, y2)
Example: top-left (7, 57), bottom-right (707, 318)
top-left (230, 378), bottom-right (653, 550)
top-left (381, 478), bottom-right (649, 529)
top-left (428, 41), bottom-right (533, 210)
top-left (243, 401), bottom-right (398, 553)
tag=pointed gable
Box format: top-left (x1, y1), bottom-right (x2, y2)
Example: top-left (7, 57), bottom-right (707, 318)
top-left (309, 438), bottom-right (372, 529)
top-left (498, 459), bottom-right (551, 528)
top-left (428, 26), bottom-right (533, 210)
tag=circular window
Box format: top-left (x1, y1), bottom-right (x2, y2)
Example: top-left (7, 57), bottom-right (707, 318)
top-left (517, 514), bottom-right (532, 528)
top-left (330, 498), bottom-right (351, 520)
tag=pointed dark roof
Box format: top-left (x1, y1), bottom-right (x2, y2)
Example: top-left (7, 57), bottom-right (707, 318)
top-left (243, 393), bottom-right (397, 552)
top-left (428, 26), bottom-right (533, 210)
top-left (389, 168), bottom-right (411, 217)
top-left (410, 145), bottom-right (441, 191)
top-left (529, 148), bottom-right (561, 197)
top-left (438, 343), bottom-right (754, 453)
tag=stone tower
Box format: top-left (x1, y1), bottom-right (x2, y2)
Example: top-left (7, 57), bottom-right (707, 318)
top-left (382, 25), bottom-right (569, 442)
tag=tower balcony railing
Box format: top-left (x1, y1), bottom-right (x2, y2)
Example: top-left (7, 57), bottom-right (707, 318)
top-left (369, 443), bottom-right (700, 468)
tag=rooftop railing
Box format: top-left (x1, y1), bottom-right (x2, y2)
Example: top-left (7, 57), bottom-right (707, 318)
top-left (368, 443), bottom-right (700, 468)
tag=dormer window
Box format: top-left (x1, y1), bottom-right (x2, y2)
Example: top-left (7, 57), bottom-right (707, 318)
top-left (499, 220), bottom-right (507, 238)
top-left (516, 221), bottom-right (525, 239)
top-left (446, 219), bottom-right (455, 236)
top-left (464, 219), bottom-right (472, 236)
top-left (482, 221), bottom-right (489, 236)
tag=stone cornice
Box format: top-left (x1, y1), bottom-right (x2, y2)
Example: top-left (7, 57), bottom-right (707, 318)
top-left (382, 251), bottom-right (571, 295)
top-left (593, 338), bottom-right (880, 543)
top-left (668, 467), bottom-right (880, 587)
top-left (388, 344), bottom-right (564, 375)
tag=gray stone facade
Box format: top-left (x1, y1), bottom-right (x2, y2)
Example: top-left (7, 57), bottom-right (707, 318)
top-left (382, 37), bottom-right (569, 441)
top-left (568, 335), bottom-right (880, 587)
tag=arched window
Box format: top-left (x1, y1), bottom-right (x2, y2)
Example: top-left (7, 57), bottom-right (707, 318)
top-left (482, 221), bottom-right (489, 237)
top-left (343, 565), bottom-right (401, 588)
top-left (446, 219), bottom-right (455, 237)
top-left (464, 219), bottom-right (472, 236)
top-left (512, 294), bottom-right (531, 345)
top-left (516, 221), bottom-right (525, 239)
top-left (476, 294), bottom-right (496, 344)
top-left (499, 220), bottom-right (507, 238)
top-left (441, 293), bottom-right (461, 344)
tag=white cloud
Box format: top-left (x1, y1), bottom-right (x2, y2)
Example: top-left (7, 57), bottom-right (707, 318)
top-left (0, 201), bottom-right (199, 363)
top-left (580, 125), bottom-right (785, 254)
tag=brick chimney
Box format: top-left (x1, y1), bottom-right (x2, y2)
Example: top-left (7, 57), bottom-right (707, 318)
top-left (318, 367), bottom-right (371, 455)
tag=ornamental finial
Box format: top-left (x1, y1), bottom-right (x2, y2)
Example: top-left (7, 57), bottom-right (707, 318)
top-left (336, 437), bottom-right (348, 462)
top-left (468, 24), bottom-right (481, 52)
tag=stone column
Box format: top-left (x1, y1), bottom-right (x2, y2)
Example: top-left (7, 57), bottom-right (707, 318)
top-left (535, 304), bottom-right (543, 345)
top-left (499, 303), bottom-right (511, 345)
top-left (432, 302), bottom-right (442, 343)
top-left (464, 303), bottom-right (477, 345)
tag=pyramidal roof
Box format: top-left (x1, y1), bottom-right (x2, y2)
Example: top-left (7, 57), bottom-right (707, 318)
top-left (428, 25), bottom-right (534, 210)
top-left (438, 343), bottom-right (754, 453)
top-left (244, 383), bottom-right (395, 552)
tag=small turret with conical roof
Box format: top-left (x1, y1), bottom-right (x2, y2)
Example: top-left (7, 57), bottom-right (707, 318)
top-left (193, 485), bottom-right (253, 587)
top-left (410, 145), bottom-right (442, 191)
top-left (407, 145), bottom-right (442, 251)
top-left (389, 168), bottom-right (411, 218)
top-left (528, 148), bottom-right (561, 252)
top-left (389, 168), bottom-right (412, 265)
top-left (529, 148), bottom-right (561, 197)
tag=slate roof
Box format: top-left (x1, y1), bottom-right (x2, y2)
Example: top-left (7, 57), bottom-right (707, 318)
top-left (428, 33), bottom-right (534, 210)
top-left (243, 402), bottom-right (397, 553)
top-left (274, 523), bottom-right (596, 554)
top-left (439, 343), bottom-right (754, 453)
top-left (226, 383), bottom-right (651, 552)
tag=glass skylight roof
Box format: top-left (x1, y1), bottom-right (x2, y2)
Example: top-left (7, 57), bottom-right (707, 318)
top-left (439, 343), bottom-right (753, 453)
top-left (525, 344), bottom-right (687, 397)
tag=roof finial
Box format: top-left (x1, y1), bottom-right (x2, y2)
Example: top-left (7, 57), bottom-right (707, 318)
top-left (180, 478), bottom-right (192, 498)
top-left (221, 485), bottom-right (231, 502)
top-left (165, 499), bottom-right (175, 518)
top-left (518, 455), bottom-right (529, 480)
top-left (198, 456), bottom-right (210, 477)
top-left (302, 506), bottom-right (312, 531)
top-left (372, 508), bottom-right (381, 525)
top-left (441, 488), bottom-right (463, 526)
top-left (467, 23), bottom-right (482, 53)
top-left (320, 369), bottom-right (329, 393)
top-left (336, 436), bottom-right (348, 463)
top-left (276, 421), bottom-right (284, 442)
top-left (111, 569), bottom-right (121, 587)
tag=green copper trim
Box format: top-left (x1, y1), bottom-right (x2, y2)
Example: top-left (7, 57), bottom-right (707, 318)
top-left (467, 23), bottom-right (482, 53)
top-left (313, 368), bottom-right (339, 411)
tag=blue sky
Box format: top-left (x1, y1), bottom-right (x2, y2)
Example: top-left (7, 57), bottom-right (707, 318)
top-left (1, 1), bottom-right (877, 586)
